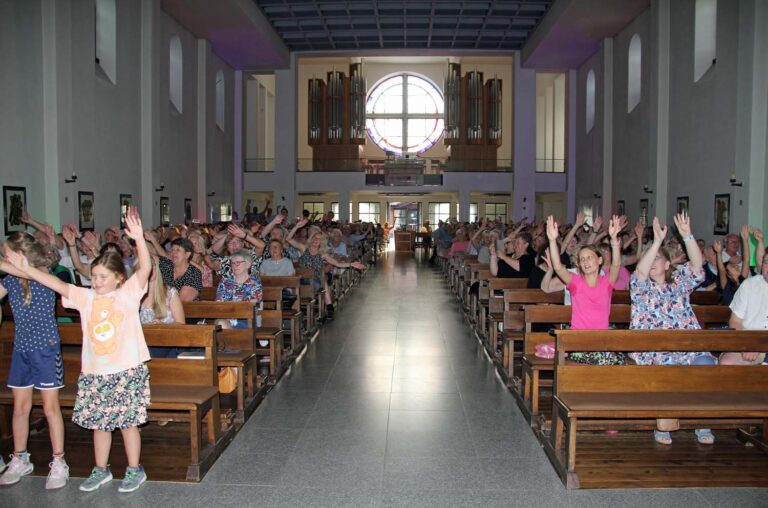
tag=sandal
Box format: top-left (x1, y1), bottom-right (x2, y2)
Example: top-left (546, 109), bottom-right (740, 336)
top-left (654, 430), bottom-right (672, 445)
top-left (695, 428), bottom-right (715, 445)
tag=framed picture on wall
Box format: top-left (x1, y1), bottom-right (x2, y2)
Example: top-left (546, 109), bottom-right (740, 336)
top-left (3, 186), bottom-right (27, 234)
top-left (160, 196), bottom-right (170, 226)
top-left (78, 191), bottom-right (95, 231)
top-left (184, 198), bottom-right (192, 225)
top-left (713, 194), bottom-right (730, 235)
top-left (639, 199), bottom-right (649, 226)
top-left (119, 194), bottom-right (132, 228)
top-left (676, 196), bottom-right (689, 215)
top-left (616, 200), bottom-right (625, 216)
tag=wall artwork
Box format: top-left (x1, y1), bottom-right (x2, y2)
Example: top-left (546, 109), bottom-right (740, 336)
top-left (119, 194), bottom-right (132, 228)
top-left (676, 196), bottom-right (689, 215)
top-left (3, 186), bottom-right (27, 234)
top-left (616, 200), bottom-right (625, 216)
top-left (160, 196), bottom-right (170, 226)
top-left (184, 198), bottom-right (192, 225)
top-left (78, 191), bottom-right (95, 231)
top-left (639, 199), bottom-right (649, 226)
top-left (713, 194), bottom-right (730, 235)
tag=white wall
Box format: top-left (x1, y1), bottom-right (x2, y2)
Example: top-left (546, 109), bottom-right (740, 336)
top-left (0, 0), bottom-right (236, 235)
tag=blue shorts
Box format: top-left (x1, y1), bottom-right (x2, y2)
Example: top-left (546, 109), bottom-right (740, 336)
top-left (8, 346), bottom-right (64, 390)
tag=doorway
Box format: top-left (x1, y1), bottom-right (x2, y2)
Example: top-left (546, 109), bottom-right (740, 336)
top-left (389, 202), bottom-right (421, 231)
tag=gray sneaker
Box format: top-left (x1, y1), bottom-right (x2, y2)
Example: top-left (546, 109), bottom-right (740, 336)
top-left (45, 459), bottom-right (69, 490)
top-left (118, 466), bottom-right (147, 493)
top-left (0, 454), bottom-right (33, 485)
top-left (79, 466), bottom-right (112, 492)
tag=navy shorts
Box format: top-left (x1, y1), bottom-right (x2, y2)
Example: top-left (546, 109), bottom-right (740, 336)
top-left (7, 346), bottom-right (64, 390)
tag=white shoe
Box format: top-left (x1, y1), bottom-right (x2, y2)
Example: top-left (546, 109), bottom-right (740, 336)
top-left (0, 454), bottom-right (33, 485)
top-left (45, 459), bottom-right (69, 490)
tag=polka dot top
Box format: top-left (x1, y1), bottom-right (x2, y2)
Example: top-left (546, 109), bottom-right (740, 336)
top-left (2, 275), bottom-right (60, 352)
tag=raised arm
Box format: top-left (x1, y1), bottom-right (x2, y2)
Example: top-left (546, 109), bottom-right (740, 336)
top-left (560, 210), bottom-right (585, 255)
top-left (3, 245), bottom-right (71, 299)
top-left (123, 207), bottom-right (151, 287)
top-left (489, 241), bottom-right (499, 276)
top-left (739, 225), bottom-right (753, 279)
top-left (674, 211), bottom-right (702, 274)
top-left (260, 214), bottom-right (285, 239)
top-left (285, 218), bottom-right (309, 252)
top-left (62, 226), bottom-right (92, 278)
top-left (540, 248), bottom-right (565, 293)
top-left (607, 215), bottom-right (622, 285)
top-left (753, 228), bottom-right (765, 272)
top-left (321, 254), bottom-right (366, 271)
top-left (546, 215), bottom-right (573, 286)
top-left (712, 241), bottom-right (728, 289)
top-left (634, 217), bottom-right (667, 281)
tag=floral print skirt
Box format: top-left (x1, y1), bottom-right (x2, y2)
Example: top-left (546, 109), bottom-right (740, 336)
top-left (567, 352), bottom-right (627, 365)
top-left (73, 364), bottom-right (151, 431)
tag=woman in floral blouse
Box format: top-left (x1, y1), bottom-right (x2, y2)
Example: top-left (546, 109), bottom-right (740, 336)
top-left (630, 212), bottom-right (715, 445)
top-left (214, 249), bottom-right (262, 329)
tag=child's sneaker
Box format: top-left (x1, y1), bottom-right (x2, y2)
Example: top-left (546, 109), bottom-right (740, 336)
top-left (45, 458), bottom-right (69, 490)
top-left (0, 453), bottom-right (33, 485)
top-left (118, 465), bottom-right (147, 493)
top-left (79, 466), bottom-right (112, 492)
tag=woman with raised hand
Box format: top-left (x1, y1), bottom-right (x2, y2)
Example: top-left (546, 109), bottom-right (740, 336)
top-left (545, 215), bottom-right (625, 365)
top-left (629, 212), bottom-right (714, 445)
top-left (286, 217), bottom-right (366, 320)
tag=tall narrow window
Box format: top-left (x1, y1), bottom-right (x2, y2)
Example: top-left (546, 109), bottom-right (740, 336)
top-left (469, 203), bottom-right (478, 223)
top-left (627, 35), bottom-right (642, 113)
top-left (169, 36), bottom-right (183, 113)
top-left (694, 0), bottom-right (717, 82)
top-left (428, 202), bottom-right (451, 225)
top-left (215, 70), bottom-right (225, 131)
top-left (95, 0), bottom-right (116, 84)
top-left (358, 202), bottom-right (381, 223)
top-left (484, 203), bottom-right (507, 221)
top-left (302, 202), bottom-right (324, 215)
top-left (585, 70), bottom-right (596, 133)
top-left (536, 73), bottom-right (567, 172)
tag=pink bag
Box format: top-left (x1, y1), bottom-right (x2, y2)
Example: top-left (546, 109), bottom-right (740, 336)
top-left (535, 342), bottom-right (556, 359)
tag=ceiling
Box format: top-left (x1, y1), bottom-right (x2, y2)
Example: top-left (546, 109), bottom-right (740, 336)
top-left (252, 0), bottom-right (556, 52)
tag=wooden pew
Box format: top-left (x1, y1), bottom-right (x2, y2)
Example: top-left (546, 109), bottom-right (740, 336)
top-left (0, 322), bottom-right (229, 481)
top-left (484, 278), bottom-right (529, 356)
top-left (262, 275), bottom-right (305, 350)
top-left (544, 328), bottom-right (768, 489)
top-left (182, 301), bottom-right (283, 421)
top-left (295, 267), bottom-right (325, 325)
top-left (520, 305), bottom-right (733, 429)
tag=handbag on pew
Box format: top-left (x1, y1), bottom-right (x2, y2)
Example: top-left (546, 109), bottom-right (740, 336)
top-left (218, 367), bottom-right (238, 394)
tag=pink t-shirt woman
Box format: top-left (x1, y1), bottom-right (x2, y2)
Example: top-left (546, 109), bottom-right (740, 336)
top-left (567, 273), bottom-right (614, 329)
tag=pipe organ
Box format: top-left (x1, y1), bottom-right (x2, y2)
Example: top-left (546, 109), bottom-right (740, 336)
top-left (443, 63), bottom-right (502, 171)
top-left (308, 63), bottom-right (366, 171)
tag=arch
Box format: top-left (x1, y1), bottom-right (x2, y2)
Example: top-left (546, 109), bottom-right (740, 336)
top-left (694, 0), bottom-right (717, 82)
top-left (169, 35), bottom-right (183, 113)
top-left (627, 34), bottom-right (642, 113)
top-left (586, 69), bottom-right (596, 133)
top-left (95, 0), bottom-right (117, 84)
top-left (215, 70), bottom-right (225, 131)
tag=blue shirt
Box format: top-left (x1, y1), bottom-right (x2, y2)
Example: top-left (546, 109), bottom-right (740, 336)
top-left (2, 275), bottom-right (60, 352)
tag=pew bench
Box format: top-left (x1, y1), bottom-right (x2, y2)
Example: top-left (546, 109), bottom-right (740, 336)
top-left (0, 322), bottom-right (229, 481)
top-left (544, 329), bottom-right (768, 489)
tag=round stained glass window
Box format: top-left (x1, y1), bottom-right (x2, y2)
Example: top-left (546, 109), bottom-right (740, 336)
top-left (366, 74), bottom-right (444, 155)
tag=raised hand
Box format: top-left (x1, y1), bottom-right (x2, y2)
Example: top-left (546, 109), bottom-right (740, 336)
top-left (652, 217), bottom-right (667, 244)
top-left (123, 206), bottom-right (144, 241)
top-left (752, 228), bottom-right (764, 242)
top-left (227, 223), bottom-right (246, 239)
top-left (42, 222), bottom-right (56, 240)
top-left (712, 240), bottom-right (722, 253)
top-left (296, 218), bottom-right (308, 229)
top-left (633, 220), bottom-right (644, 240)
top-left (351, 261), bottom-right (367, 271)
top-left (545, 216), bottom-right (559, 241)
top-left (542, 248), bottom-right (553, 271)
top-left (740, 224), bottom-right (751, 240)
top-left (592, 216), bottom-right (604, 232)
top-left (21, 210), bottom-right (31, 223)
top-left (608, 215), bottom-right (622, 239)
top-left (672, 211), bottom-right (692, 238)
top-left (575, 210), bottom-right (585, 226)
top-left (62, 226), bottom-right (76, 246)
top-left (618, 215), bottom-right (629, 231)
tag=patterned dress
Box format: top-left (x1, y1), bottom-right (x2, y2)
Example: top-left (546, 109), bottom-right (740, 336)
top-left (299, 250), bottom-right (324, 292)
top-left (629, 263), bottom-right (711, 365)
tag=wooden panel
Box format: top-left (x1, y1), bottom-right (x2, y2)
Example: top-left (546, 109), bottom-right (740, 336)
top-left (183, 301), bottom-right (256, 321)
top-left (554, 329), bottom-right (768, 352)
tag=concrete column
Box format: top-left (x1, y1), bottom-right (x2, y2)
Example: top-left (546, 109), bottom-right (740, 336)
top-left (652, 0), bottom-right (671, 219)
top-left (274, 53), bottom-right (298, 216)
top-left (139, 0), bottom-right (155, 222)
top-left (196, 39), bottom-right (208, 222)
top-left (234, 70), bottom-right (244, 216)
top-left (601, 38), bottom-right (614, 218)
top-left (338, 189), bottom-right (350, 222)
top-left (513, 51), bottom-right (536, 221)
top-left (567, 69), bottom-right (577, 222)
top-left (458, 188), bottom-right (470, 222)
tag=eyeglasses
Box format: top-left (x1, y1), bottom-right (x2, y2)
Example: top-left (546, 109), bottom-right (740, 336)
top-left (231, 260), bottom-right (249, 266)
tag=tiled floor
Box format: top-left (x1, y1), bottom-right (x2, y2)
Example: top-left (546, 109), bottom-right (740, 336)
top-left (3, 252), bottom-right (765, 507)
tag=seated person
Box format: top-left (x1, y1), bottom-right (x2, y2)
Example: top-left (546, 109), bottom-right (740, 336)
top-left (215, 249), bottom-right (263, 330)
top-left (138, 257), bottom-right (185, 358)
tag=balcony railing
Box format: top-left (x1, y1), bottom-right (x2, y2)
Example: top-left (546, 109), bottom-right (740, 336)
top-left (296, 157), bottom-right (514, 173)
